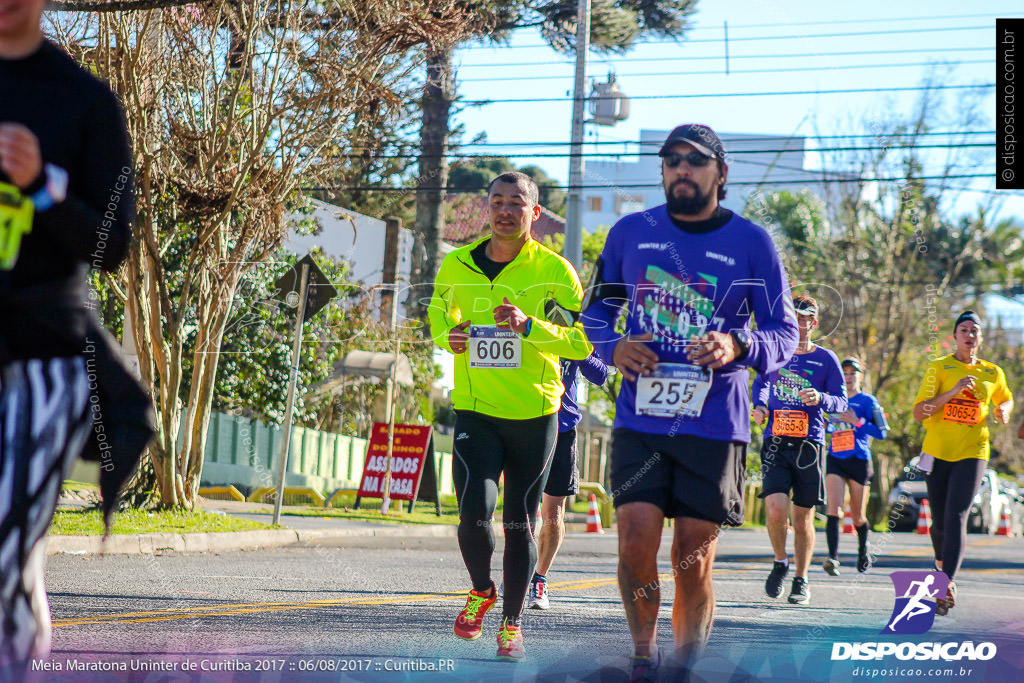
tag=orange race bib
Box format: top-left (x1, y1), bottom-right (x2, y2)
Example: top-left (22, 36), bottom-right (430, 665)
top-left (943, 397), bottom-right (980, 425)
top-left (831, 429), bottom-right (855, 452)
top-left (773, 410), bottom-right (809, 438)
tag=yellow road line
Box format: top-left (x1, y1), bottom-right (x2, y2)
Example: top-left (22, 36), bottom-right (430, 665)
top-left (54, 570), bottom-right (751, 628)
top-left (890, 536), bottom-right (1014, 557)
top-left (970, 537), bottom-right (1013, 547)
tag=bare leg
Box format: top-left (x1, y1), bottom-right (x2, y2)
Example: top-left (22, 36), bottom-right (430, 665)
top-left (825, 474), bottom-right (845, 517)
top-left (764, 493), bottom-right (791, 561)
top-left (670, 518), bottom-right (721, 664)
top-left (791, 505), bottom-right (815, 578)
top-left (535, 494), bottom-right (566, 576)
top-left (617, 502), bottom-right (664, 657)
top-left (848, 481), bottom-right (868, 526)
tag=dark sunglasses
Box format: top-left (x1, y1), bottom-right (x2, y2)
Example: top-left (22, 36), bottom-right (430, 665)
top-left (663, 151), bottom-right (713, 168)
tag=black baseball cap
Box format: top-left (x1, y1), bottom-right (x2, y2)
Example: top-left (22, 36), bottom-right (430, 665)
top-left (659, 124), bottom-right (727, 160)
top-left (954, 310), bottom-right (982, 331)
top-left (841, 357), bottom-right (863, 373)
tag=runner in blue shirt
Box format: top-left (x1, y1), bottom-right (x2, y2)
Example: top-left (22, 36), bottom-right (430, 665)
top-left (582, 124), bottom-right (798, 680)
top-left (822, 356), bottom-right (888, 575)
top-left (751, 294), bottom-right (847, 606)
top-left (530, 352), bottom-right (608, 609)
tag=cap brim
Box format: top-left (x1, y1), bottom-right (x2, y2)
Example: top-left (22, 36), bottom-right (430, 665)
top-left (795, 307), bottom-right (818, 317)
top-left (660, 138), bottom-right (717, 159)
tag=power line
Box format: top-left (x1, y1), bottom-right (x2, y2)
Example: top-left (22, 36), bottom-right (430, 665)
top-left (458, 59), bottom-right (994, 82)
top-left (457, 46), bottom-right (989, 69)
top-left (458, 24), bottom-right (990, 50)
top-left (337, 142), bottom-right (994, 161)
top-left (465, 83), bottom-right (994, 105)
top-left (680, 13), bottom-right (1002, 31)
top-left (445, 130), bottom-right (996, 148)
top-left (303, 174), bottom-right (994, 193)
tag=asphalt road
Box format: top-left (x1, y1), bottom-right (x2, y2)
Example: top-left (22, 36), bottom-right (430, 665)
top-left (41, 526), bottom-right (1024, 683)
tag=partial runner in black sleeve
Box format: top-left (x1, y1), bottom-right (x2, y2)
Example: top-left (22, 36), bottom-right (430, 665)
top-left (0, 0), bottom-right (136, 674)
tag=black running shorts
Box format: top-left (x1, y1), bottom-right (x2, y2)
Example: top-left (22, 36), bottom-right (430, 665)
top-left (609, 428), bottom-right (747, 526)
top-left (826, 454), bottom-right (873, 486)
top-left (759, 436), bottom-right (826, 508)
top-left (544, 428), bottom-right (579, 497)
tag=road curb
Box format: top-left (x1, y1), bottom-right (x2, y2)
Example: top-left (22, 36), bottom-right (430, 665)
top-left (46, 523), bottom-right (460, 556)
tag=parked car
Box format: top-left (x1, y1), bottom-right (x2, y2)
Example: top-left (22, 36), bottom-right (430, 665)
top-left (887, 456), bottom-right (929, 532)
top-left (967, 469), bottom-right (1012, 534)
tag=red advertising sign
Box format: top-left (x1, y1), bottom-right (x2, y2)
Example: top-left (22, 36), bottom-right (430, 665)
top-left (356, 423), bottom-right (433, 501)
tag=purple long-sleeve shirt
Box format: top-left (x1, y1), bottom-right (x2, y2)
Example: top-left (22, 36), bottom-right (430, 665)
top-left (559, 352), bottom-right (609, 432)
top-left (752, 345), bottom-right (848, 444)
top-left (582, 205), bottom-right (798, 442)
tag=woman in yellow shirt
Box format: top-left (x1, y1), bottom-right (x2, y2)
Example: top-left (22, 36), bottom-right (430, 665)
top-left (912, 311), bottom-right (1013, 616)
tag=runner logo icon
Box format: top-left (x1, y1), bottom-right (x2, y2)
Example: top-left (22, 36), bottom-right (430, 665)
top-left (883, 571), bottom-right (949, 635)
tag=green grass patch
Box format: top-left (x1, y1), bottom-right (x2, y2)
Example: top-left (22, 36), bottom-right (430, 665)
top-left (61, 480), bottom-right (100, 493)
top-left (50, 509), bottom-right (275, 536)
top-left (290, 492), bottom-right (465, 525)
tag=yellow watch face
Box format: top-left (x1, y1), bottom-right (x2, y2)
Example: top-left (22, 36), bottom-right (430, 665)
top-left (0, 182), bottom-right (34, 270)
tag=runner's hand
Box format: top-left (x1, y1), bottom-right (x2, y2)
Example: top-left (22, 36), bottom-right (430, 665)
top-left (448, 320), bottom-right (471, 354)
top-left (840, 409), bottom-right (859, 423)
top-left (993, 403), bottom-right (1011, 425)
top-left (954, 376), bottom-right (976, 395)
top-left (0, 123), bottom-right (42, 190)
top-left (494, 297), bottom-right (530, 334)
top-left (752, 406), bottom-right (768, 426)
top-left (612, 332), bottom-right (658, 382)
top-left (686, 331), bottom-right (738, 370)
top-left (798, 388), bottom-right (821, 406)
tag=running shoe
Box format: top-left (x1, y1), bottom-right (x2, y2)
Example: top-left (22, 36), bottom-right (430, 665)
top-left (857, 548), bottom-right (871, 573)
top-left (495, 617), bottom-right (525, 661)
top-left (935, 581), bottom-right (957, 616)
top-left (823, 557), bottom-right (840, 576)
top-left (788, 577), bottom-right (811, 604)
top-left (765, 560), bottom-right (789, 598)
top-left (454, 583), bottom-right (496, 640)
top-left (628, 649), bottom-right (661, 683)
top-left (529, 576), bottom-right (550, 610)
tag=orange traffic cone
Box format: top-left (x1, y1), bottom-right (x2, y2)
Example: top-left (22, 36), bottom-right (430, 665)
top-left (586, 494), bottom-right (604, 534)
top-left (916, 498), bottom-right (932, 535)
top-left (842, 504), bottom-right (855, 535)
top-left (996, 504), bottom-right (1014, 537)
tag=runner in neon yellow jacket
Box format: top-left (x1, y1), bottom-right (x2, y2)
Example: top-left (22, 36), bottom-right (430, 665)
top-left (428, 229), bottom-right (592, 420)
top-left (428, 172), bottom-right (592, 661)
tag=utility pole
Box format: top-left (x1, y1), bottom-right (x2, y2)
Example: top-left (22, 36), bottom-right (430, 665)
top-left (563, 0), bottom-right (591, 273)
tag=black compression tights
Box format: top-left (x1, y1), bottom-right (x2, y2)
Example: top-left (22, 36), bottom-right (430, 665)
top-left (452, 410), bottom-right (557, 620)
top-left (926, 457), bottom-right (986, 580)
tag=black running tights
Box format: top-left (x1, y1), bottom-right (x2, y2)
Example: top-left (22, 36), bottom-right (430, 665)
top-left (926, 457), bottom-right (986, 580)
top-left (452, 410), bottom-right (557, 619)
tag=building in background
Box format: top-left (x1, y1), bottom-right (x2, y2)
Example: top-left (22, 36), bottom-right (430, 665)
top-left (582, 129), bottom-right (858, 231)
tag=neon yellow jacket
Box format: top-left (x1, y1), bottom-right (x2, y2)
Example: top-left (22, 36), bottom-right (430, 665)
top-left (429, 235), bottom-right (593, 420)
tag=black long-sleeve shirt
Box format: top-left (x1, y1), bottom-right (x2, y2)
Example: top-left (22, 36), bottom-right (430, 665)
top-left (0, 40), bottom-right (133, 361)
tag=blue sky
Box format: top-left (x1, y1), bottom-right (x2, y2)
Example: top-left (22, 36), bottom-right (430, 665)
top-left (446, 1), bottom-right (1021, 222)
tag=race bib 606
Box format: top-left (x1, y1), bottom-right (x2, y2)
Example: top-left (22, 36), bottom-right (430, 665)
top-left (469, 326), bottom-right (521, 369)
top-left (635, 363), bottom-right (713, 418)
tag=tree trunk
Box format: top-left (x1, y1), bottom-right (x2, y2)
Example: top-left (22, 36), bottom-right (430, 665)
top-left (180, 272), bottom-right (240, 508)
top-left (408, 46), bottom-right (454, 326)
